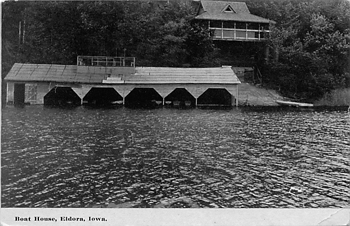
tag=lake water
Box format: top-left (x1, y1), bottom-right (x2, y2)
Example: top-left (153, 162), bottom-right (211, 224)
top-left (1, 105), bottom-right (350, 208)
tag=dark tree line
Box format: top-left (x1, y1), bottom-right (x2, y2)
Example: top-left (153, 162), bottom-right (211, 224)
top-left (245, 0), bottom-right (350, 100)
top-left (2, 0), bottom-right (350, 101)
top-left (2, 1), bottom-right (217, 70)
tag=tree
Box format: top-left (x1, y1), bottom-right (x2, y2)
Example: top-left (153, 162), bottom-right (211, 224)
top-left (260, 0), bottom-right (350, 100)
top-left (2, 1), bottom-right (217, 68)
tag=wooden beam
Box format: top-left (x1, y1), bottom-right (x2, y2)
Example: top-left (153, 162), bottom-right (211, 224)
top-left (234, 22), bottom-right (236, 39)
top-left (6, 82), bottom-right (14, 104)
top-left (221, 21), bottom-right (223, 39)
top-left (236, 85), bottom-right (239, 107)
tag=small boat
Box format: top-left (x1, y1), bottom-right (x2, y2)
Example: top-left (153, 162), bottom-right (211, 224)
top-left (184, 101), bottom-right (191, 107)
top-left (150, 100), bottom-right (163, 106)
top-left (110, 100), bottom-right (123, 105)
top-left (276, 100), bottom-right (314, 107)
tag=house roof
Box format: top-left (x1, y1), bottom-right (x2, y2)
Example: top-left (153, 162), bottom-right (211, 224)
top-left (5, 63), bottom-right (240, 85)
top-left (195, 1), bottom-right (274, 24)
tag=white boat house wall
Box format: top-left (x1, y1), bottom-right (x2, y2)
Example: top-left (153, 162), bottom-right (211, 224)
top-left (5, 56), bottom-right (240, 107)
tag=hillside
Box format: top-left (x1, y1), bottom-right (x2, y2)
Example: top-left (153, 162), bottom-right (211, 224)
top-left (238, 83), bottom-right (282, 106)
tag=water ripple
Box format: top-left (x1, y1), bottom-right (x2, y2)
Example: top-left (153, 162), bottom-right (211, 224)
top-left (1, 106), bottom-right (350, 207)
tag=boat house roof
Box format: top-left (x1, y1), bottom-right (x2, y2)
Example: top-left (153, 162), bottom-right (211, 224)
top-left (195, 1), bottom-right (275, 24)
top-left (5, 63), bottom-right (240, 85)
top-left (127, 66), bottom-right (239, 84)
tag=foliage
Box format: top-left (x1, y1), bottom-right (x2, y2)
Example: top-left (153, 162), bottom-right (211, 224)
top-left (314, 87), bottom-right (350, 106)
top-left (246, 0), bottom-right (350, 100)
top-left (1, 0), bottom-right (218, 73)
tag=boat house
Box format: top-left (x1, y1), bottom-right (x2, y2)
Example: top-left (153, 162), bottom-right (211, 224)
top-left (4, 56), bottom-right (240, 107)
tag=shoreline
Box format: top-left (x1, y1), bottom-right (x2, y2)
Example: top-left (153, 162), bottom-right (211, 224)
top-left (239, 84), bottom-right (350, 108)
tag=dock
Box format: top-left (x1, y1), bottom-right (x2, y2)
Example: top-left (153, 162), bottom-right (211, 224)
top-left (276, 100), bottom-right (314, 107)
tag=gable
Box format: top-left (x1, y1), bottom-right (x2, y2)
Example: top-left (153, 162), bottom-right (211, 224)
top-left (223, 5), bottom-right (235, 13)
top-left (201, 1), bottom-right (251, 15)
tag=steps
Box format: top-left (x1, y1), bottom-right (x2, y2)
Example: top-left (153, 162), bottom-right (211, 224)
top-left (232, 67), bottom-right (253, 83)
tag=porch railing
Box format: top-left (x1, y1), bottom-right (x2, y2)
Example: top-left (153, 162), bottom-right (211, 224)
top-left (210, 28), bottom-right (269, 41)
top-left (77, 56), bottom-right (135, 67)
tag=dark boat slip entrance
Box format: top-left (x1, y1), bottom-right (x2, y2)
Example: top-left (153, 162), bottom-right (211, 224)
top-left (44, 87), bottom-right (81, 106)
top-left (83, 88), bottom-right (123, 106)
top-left (165, 88), bottom-right (196, 107)
top-left (197, 88), bottom-right (232, 107)
top-left (125, 88), bottom-right (163, 108)
top-left (40, 87), bottom-right (233, 108)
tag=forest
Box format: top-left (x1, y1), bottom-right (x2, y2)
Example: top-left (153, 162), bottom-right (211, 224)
top-left (2, 0), bottom-right (350, 101)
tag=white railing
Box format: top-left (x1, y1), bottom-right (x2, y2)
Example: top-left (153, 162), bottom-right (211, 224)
top-left (210, 28), bottom-right (269, 41)
top-left (77, 56), bottom-right (135, 67)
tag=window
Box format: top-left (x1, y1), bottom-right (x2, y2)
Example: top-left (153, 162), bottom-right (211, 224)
top-left (247, 23), bottom-right (259, 30)
top-left (223, 21), bottom-right (235, 29)
top-left (210, 20), bottom-right (222, 28)
top-left (260, 23), bottom-right (269, 30)
top-left (223, 5), bottom-right (235, 13)
top-left (236, 22), bottom-right (246, 29)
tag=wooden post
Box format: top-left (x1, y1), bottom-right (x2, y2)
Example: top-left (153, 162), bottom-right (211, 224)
top-left (234, 22), bottom-right (236, 40)
top-left (23, 20), bottom-right (26, 44)
top-left (245, 23), bottom-right (248, 40)
top-left (236, 86), bottom-right (239, 107)
top-left (195, 98), bottom-right (198, 106)
top-left (275, 47), bottom-right (279, 63)
top-left (162, 98), bottom-right (165, 106)
top-left (221, 21), bottom-right (224, 39)
top-left (18, 21), bottom-right (22, 45)
top-left (6, 82), bottom-right (10, 104)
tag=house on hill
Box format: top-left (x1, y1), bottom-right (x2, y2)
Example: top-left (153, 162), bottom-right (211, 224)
top-left (193, 0), bottom-right (276, 79)
top-left (194, 0), bottom-right (275, 42)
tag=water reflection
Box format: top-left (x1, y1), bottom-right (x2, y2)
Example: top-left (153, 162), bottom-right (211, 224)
top-left (1, 106), bottom-right (350, 208)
